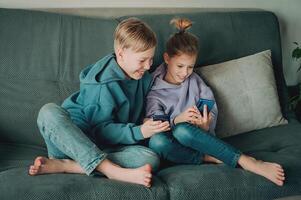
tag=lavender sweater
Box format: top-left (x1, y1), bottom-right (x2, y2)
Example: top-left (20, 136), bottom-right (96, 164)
top-left (146, 63), bottom-right (218, 134)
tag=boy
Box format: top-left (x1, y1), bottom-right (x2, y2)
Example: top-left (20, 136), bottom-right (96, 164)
top-left (29, 18), bottom-right (170, 187)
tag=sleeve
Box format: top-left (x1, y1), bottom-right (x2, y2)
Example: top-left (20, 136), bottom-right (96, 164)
top-left (197, 76), bottom-right (218, 135)
top-left (85, 103), bottom-right (145, 145)
top-left (145, 92), bottom-right (166, 118)
top-left (61, 92), bottom-right (90, 134)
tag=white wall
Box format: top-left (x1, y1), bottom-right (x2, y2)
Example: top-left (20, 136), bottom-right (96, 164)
top-left (0, 0), bottom-right (300, 85)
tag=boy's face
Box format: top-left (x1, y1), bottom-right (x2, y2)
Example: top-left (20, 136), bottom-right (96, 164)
top-left (164, 52), bottom-right (197, 85)
top-left (117, 47), bottom-right (155, 80)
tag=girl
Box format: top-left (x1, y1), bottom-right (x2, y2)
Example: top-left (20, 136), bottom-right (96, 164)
top-left (145, 18), bottom-right (285, 186)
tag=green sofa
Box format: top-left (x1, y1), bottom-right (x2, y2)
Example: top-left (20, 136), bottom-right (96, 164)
top-left (0, 8), bottom-right (301, 200)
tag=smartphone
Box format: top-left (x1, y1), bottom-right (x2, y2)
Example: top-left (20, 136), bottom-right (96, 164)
top-left (196, 98), bottom-right (215, 113)
top-left (152, 114), bottom-right (170, 122)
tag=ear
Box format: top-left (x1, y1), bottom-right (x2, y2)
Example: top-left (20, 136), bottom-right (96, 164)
top-left (163, 52), bottom-right (170, 64)
top-left (116, 47), bottom-right (124, 62)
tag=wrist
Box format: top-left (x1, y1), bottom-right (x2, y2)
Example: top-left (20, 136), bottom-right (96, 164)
top-left (173, 116), bottom-right (179, 125)
top-left (140, 126), bottom-right (146, 138)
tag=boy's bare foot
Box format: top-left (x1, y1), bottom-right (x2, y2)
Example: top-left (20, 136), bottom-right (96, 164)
top-left (203, 154), bottom-right (223, 164)
top-left (28, 156), bottom-right (84, 175)
top-left (97, 159), bottom-right (153, 187)
top-left (238, 155), bottom-right (285, 186)
top-left (29, 157), bottom-right (153, 187)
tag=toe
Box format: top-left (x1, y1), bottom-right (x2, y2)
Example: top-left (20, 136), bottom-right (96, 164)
top-left (144, 177), bottom-right (151, 183)
top-left (277, 168), bottom-right (284, 173)
top-left (143, 164), bottom-right (152, 172)
top-left (273, 163), bottom-right (283, 169)
top-left (144, 173), bottom-right (152, 178)
top-left (276, 180), bottom-right (284, 186)
top-left (277, 172), bottom-right (285, 177)
top-left (145, 182), bottom-right (151, 188)
top-left (29, 169), bottom-right (37, 175)
top-left (277, 176), bottom-right (285, 181)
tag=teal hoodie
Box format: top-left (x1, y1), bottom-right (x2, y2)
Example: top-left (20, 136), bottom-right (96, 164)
top-left (62, 53), bottom-right (152, 146)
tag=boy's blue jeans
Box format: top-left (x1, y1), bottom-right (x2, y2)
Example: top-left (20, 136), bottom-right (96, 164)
top-left (37, 103), bottom-right (160, 175)
top-left (149, 123), bottom-right (241, 167)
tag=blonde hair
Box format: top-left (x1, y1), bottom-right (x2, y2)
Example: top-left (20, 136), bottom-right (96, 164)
top-left (114, 17), bottom-right (157, 52)
top-left (166, 18), bottom-right (198, 57)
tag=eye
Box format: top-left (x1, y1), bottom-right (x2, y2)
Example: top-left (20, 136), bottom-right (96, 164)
top-left (177, 65), bottom-right (184, 68)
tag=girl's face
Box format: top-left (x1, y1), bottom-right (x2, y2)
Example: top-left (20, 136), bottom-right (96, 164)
top-left (164, 52), bottom-right (197, 85)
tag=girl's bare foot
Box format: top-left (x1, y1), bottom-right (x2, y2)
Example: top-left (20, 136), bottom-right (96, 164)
top-left (238, 155), bottom-right (285, 186)
top-left (28, 156), bottom-right (84, 175)
top-left (203, 154), bottom-right (223, 164)
top-left (97, 159), bottom-right (153, 187)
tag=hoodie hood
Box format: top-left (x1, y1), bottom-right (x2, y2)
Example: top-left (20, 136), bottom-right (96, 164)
top-left (80, 53), bottom-right (127, 85)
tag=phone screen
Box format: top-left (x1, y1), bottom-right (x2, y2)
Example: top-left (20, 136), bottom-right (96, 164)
top-left (197, 98), bottom-right (215, 113)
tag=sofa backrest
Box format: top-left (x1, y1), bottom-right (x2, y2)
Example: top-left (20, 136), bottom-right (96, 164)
top-left (0, 8), bottom-right (288, 146)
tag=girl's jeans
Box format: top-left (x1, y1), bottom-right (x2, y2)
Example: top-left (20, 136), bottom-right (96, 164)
top-left (149, 123), bottom-right (241, 167)
top-left (37, 103), bottom-right (160, 175)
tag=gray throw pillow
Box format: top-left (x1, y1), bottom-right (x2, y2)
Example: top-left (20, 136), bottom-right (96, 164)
top-left (196, 50), bottom-right (288, 138)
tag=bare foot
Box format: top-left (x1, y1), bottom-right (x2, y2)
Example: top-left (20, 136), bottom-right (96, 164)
top-left (29, 157), bottom-right (153, 187)
top-left (238, 155), bottom-right (285, 186)
top-left (98, 159), bottom-right (153, 187)
top-left (203, 154), bottom-right (223, 164)
top-left (28, 156), bottom-right (84, 175)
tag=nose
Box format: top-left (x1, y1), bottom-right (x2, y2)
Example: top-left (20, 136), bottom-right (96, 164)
top-left (181, 68), bottom-right (189, 77)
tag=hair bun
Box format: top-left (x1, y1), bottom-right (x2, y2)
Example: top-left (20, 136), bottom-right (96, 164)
top-left (170, 18), bottom-right (192, 33)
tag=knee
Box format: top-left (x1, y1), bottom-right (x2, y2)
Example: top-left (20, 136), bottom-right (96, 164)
top-left (173, 123), bottom-right (194, 144)
top-left (38, 103), bottom-right (58, 119)
top-left (135, 146), bottom-right (161, 172)
top-left (37, 103), bottom-right (65, 126)
top-left (148, 133), bottom-right (168, 156)
top-left (37, 103), bottom-right (64, 134)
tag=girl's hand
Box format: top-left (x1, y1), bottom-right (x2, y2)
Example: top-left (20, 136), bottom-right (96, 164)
top-left (194, 105), bottom-right (213, 131)
top-left (174, 106), bottom-right (200, 125)
top-left (141, 119), bottom-right (171, 139)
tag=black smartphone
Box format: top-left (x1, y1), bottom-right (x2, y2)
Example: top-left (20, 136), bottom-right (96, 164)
top-left (152, 114), bottom-right (170, 122)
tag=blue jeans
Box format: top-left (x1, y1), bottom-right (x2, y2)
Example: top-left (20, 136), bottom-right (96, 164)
top-left (37, 103), bottom-right (160, 175)
top-left (149, 123), bottom-right (241, 168)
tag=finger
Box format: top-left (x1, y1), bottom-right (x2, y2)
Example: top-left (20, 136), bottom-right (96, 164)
top-left (157, 126), bottom-right (171, 132)
top-left (156, 121), bottom-right (170, 129)
top-left (161, 121), bottom-right (170, 126)
top-left (193, 106), bottom-right (200, 114)
top-left (151, 121), bottom-right (161, 126)
top-left (188, 111), bottom-right (200, 118)
top-left (188, 116), bottom-right (199, 124)
top-left (203, 105), bottom-right (208, 119)
top-left (143, 118), bottom-right (151, 123)
top-left (187, 107), bottom-right (199, 114)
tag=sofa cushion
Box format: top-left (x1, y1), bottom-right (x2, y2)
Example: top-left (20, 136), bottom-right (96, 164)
top-left (0, 168), bottom-right (169, 200)
top-left (196, 50), bottom-right (288, 138)
top-left (158, 118), bottom-right (301, 200)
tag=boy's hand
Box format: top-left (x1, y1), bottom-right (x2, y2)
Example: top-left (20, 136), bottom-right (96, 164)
top-left (194, 105), bottom-right (213, 131)
top-left (174, 106), bottom-right (200, 125)
top-left (141, 119), bottom-right (170, 139)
